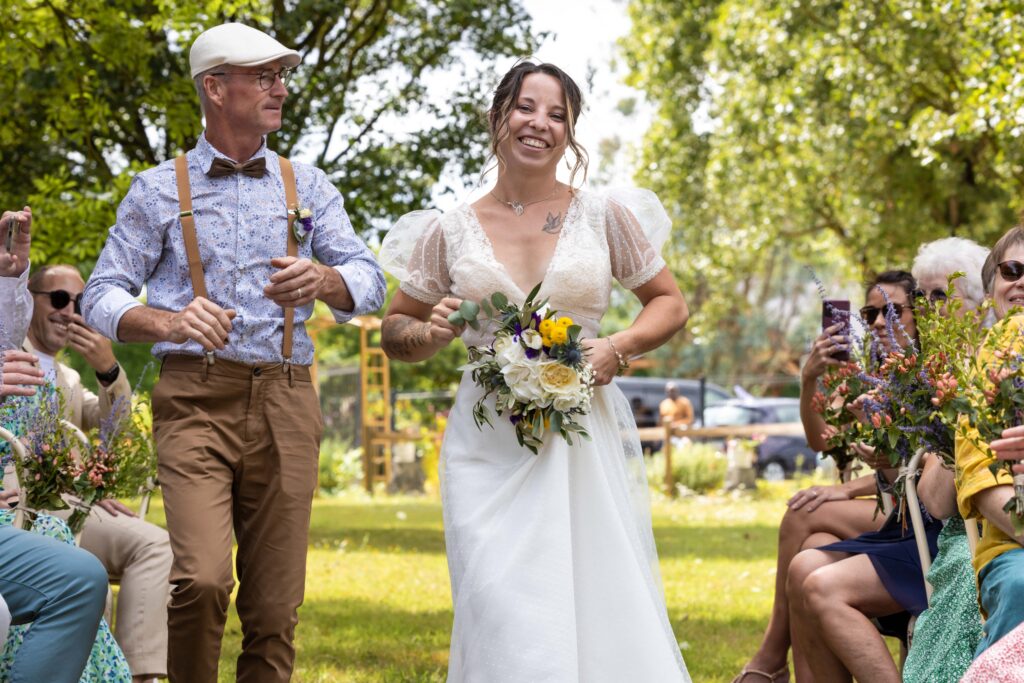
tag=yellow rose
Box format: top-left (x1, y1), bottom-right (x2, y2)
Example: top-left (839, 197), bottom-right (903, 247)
top-left (550, 326), bottom-right (568, 345)
top-left (539, 362), bottom-right (577, 390)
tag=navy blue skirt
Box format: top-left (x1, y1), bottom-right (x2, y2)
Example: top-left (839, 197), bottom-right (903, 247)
top-left (820, 505), bottom-right (942, 621)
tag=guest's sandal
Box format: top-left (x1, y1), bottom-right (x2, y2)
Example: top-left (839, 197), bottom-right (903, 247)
top-left (731, 665), bottom-right (789, 683)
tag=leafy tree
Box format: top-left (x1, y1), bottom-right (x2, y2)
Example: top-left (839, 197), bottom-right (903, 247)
top-left (621, 0), bottom-right (1024, 387)
top-left (1, 0), bottom-right (537, 269)
top-left (3, 0), bottom-right (537, 392)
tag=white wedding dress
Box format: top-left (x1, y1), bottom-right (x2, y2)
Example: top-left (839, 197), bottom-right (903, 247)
top-left (381, 188), bottom-right (691, 682)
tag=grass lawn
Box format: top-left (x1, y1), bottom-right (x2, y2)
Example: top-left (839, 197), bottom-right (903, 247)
top-left (143, 479), bottom-right (826, 682)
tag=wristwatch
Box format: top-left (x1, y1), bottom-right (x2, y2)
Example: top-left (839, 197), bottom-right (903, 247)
top-left (95, 363), bottom-right (120, 386)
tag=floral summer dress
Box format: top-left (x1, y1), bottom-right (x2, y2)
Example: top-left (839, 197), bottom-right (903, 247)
top-left (0, 510), bottom-right (131, 682)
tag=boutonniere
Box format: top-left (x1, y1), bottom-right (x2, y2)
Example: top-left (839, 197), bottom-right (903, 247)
top-left (289, 206), bottom-right (314, 242)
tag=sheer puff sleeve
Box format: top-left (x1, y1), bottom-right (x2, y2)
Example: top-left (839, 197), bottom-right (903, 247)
top-left (604, 188), bottom-right (673, 290)
top-left (379, 209), bottom-right (451, 305)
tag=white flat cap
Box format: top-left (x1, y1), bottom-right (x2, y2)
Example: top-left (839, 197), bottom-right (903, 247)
top-left (189, 23), bottom-right (300, 78)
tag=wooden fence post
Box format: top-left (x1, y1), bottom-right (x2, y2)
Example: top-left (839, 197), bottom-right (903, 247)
top-left (664, 420), bottom-right (675, 497)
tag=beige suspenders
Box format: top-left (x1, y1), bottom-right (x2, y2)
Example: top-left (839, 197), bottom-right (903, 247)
top-left (174, 154), bottom-right (301, 382)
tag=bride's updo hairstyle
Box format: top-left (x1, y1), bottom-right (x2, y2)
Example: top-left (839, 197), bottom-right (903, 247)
top-left (486, 60), bottom-right (590, 188)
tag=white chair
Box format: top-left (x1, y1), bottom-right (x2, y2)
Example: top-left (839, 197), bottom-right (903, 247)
top-left (903, 448), bottom-right (933, 601)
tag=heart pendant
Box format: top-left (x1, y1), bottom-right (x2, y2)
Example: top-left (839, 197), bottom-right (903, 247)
top-left (511, 201), bottom-right (525, 216)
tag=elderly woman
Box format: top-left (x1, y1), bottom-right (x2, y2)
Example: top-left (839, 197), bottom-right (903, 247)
top-left (902, 237), bottom-right (988, 683)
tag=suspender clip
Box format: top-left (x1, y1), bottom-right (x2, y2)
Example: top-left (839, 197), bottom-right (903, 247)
top-left (284, 357), bottom-right (294, 387)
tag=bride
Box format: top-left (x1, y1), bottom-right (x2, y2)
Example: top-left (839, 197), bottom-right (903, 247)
top-left (379, 60), bottom-right (691, 682)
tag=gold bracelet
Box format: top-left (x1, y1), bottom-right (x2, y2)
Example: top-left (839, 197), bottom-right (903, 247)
top-left (606, 336), bottom-right (629, 375)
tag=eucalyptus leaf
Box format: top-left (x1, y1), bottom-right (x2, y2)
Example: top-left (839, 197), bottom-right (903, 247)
top-left (460, 300), bottom-right (480, 320)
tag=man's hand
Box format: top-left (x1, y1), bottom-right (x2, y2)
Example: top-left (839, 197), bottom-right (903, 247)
top-left (0, 206), bottom-right (31, 278)
top-left (165, 297), bottom-right (237, 351)
top-left (96, 499), bottom-right (137, 518)
top-left (68, 314), bottom-right (118, 372)
top-left (990, 425), bottom-right (1024, 475)
top-left (1, 350), bottom-right (44, 397)
top-left (264, 257), bottom-right (334, 308)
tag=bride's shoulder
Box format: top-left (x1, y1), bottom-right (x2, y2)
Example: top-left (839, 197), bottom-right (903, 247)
top-left (574, 187), bottom-right (669, 226)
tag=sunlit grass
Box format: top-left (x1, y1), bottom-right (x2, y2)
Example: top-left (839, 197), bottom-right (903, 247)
top-left (142, 476), bottom-right (844, 682)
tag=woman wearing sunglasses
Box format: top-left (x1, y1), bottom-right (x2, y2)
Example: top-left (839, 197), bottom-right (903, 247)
top-left (901, 237), bottom-right (990, 683)
top-left (737, 272), bottom-right (929, 683)
top-left (785, 270), bottom-right (946, 683)
top-left (955, 226), bottom-right (1024, 664)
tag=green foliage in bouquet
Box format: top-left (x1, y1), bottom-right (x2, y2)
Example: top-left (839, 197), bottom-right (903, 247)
top-left (460, 283), bottom-right (595, 454)
top-left (815, 361), bottom-right (870, 473)
top-left (67, 394), bottom-right (159, 534)
top-left (917, 274), bottom-right (1024, 531)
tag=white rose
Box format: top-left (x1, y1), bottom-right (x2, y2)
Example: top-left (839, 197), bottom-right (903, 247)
top-left (503, 359), bottom-right (548, 405)
top-left (538, 361), bottom-right (584, 411)
top-left (494, 335), bottom-right (524, 367)
top-left (520, 329), bottom-right (543, 350)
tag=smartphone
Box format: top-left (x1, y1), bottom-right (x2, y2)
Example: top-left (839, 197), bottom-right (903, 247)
top-left (822, 299), bottom-right (850, 362)
top-left (3, 217), bottom-right (18, 253)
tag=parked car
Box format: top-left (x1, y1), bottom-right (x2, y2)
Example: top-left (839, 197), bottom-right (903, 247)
top-left (613, 377), bottom-right (731, 429)
top-left (701, 398), bottom-right (819, 481)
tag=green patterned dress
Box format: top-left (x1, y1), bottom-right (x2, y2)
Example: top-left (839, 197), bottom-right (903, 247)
top-left (902, 517), bottom-right (984, 683)
top-left (0, 510), bottom-right (131, 683)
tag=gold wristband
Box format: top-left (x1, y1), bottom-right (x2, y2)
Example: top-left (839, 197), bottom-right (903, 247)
top-left (606, 336), bottom-right (629, 375)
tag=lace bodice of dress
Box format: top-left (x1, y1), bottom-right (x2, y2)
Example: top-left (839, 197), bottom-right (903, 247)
top-left (380, 188), bottom-right (671, 347)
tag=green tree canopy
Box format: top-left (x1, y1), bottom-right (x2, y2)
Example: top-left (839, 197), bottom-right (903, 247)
top-left (621, 0), bottom-right (1024, 386)
top-left (1, 0), bottom-right (538, 270)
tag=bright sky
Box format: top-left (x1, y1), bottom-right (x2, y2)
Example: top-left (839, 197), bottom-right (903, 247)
top-left (437, 0), bottom-right (650, 209)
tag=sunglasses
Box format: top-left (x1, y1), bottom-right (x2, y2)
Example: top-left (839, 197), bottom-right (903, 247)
top-left (859, 302), bottom-right (910, 325)
top-left (998, 260), bottom-right (1024, 283)
top-left (30, 289), bottom-right (82, 314)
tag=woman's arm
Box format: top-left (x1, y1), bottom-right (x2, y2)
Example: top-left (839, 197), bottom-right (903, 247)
top-left (380, 291), bottom-right (463, 363)
top-left (584, 267), bottom-right (687, 386)
top-left (799, 324), bottom-right (847, 452)
top-left (917, 453), bottom-right (957, 519)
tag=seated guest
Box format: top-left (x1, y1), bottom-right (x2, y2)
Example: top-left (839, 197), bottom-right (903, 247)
top-left (786, 271), bottom-right (942, 683)
top-left (957, 225), bottom-right (1024, 657)
top-left (0, 206), bottom-right (110, 683)
top-left (961, 621), bottom-right (1024, 681)
top-left (24, 263), bottom-right (171, 682)
top-left (903, 237), bottom-right (989, 683)
top-left (734, 276), bottom-right (908, 683)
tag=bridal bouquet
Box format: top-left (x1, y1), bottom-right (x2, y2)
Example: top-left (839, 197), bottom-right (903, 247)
top-left (458, 283), bottom-right (595, 454)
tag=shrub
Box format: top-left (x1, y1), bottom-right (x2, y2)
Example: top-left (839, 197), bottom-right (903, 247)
top-left (318, 437), bottom-right (363, 495)
top-left (646, 441), bottom-right (728, 494)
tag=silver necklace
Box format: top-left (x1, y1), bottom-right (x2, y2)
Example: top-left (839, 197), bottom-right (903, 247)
top-left (490, 186), bottom-right (560, 216)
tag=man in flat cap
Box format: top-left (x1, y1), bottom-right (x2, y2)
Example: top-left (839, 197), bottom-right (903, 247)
top-left (83, 22), bottom-right (386, 683)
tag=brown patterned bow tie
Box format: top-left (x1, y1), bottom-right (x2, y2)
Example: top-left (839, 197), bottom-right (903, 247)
top-left (206, 156), bottom-right (267, 179)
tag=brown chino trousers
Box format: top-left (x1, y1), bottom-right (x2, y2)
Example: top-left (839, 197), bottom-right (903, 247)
top-left (152, 355), bottom-right (322, 683)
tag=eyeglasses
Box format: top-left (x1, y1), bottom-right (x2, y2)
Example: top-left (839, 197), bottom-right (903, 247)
top-left (859, 302), bottom-right (910, 325)
top-left (998, 260), bottom-right (1024, 283)
top-left (30, 289), bottom-right (82, 314)
top-left (210, 66), bottom-right (294, 91)
top-left (926, 289), bottom-right (948, 303)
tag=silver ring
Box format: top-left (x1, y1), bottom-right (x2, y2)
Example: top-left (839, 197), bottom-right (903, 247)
top-left (297, 287), bottom-right (303, 299)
